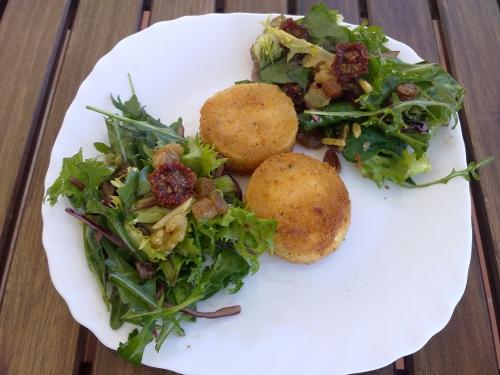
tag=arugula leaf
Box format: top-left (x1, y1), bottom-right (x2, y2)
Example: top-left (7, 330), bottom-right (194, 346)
top-left (198, 249), bottom-right (250, 299)
top-left (83, 225), bottom-right (109, 308)
top-left (359, 59), bottom-right (464, 116)
top-left (137, 166), bottom-right (152, 196)
top-left (343, 127), bottom-right (406, 162)
top-left (110, 290), bottom-right (129, 329)
top-left (301, 3), bottom-right (351, 50)
top-left (117, 168), bottom-right (139, 209)
top-left (350, 22), bottom-right (388, 54)
top-left (117, 318), bottom-right (156, 365)
top-left (109, 272), bottom-right (158, 309)
top-left (45, 150), bottom-right (113, 208)
top-left (154, 315), bottom-right (184, 351)
top-left (94, 142), bottom-right (112, 154)
top-left (181, 136), bottom-right (226, 177)
top-left (299, 101), bottom-right (357, 130)
top-left (404, 156), bottom-right (495, 188)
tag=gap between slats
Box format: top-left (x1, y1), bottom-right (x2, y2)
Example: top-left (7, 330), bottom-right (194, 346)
top-left (0, 0), bottom-right (8, 22)
top-left (0, 0), bottom-right (77, 303)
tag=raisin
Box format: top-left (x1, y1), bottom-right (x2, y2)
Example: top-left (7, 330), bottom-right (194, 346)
top-left (280, 18), bottom-right (309, 40)
top-left (396, 83), bottom-right (419, 101)
top-left (282, 83), bottom-right (305, 111)
top-left (149, 161), bottom-right (196, 207)
top-left (332, 42), bottom-right (369, 84)
top-left (296, 128), bottom-right (324, 149)
top-left (323, 148), bottom-right (341, 172)
top-left (342, 80), bottom-right (363, 101)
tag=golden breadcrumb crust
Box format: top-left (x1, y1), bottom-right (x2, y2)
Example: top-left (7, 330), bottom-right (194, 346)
top-left (246, 153), bottom-right (351, 264)
top-left (200, 83), bottom-right (298, 174)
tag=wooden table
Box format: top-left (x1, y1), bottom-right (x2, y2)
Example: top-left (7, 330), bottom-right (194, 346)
top-left (0, 1), bottom-right (499, 374)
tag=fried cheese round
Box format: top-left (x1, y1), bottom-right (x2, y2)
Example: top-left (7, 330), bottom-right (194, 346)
top-left (200, 83), bottom-right (298, 174)
top-left (245, 153), bottom-right (351, 264)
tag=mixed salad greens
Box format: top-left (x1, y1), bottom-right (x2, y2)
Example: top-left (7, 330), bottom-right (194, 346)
top-left (251, 4), bottom-right (492, 186)
top-left (45, 77), bottom-right (276, 364)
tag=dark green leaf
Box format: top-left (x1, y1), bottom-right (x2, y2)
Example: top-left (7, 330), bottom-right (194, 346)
top-left (137, 166), bottom-right (152, 196)
top-left (343, 127), bottom-right (406, 162)
top-left (301, 3), bottom-right (351, 50)
top-left (350, 22), bottom-right (388, 54)
top-left (94, 142), bottom-right (113, 154)
top-left (118, 168), bottom-right (139, 209)
top-left (110, 290), bottom-right (129, 329)
top-left (117, 318), bottom-right (156, 365)
top-left (83, 225), bottom-right (109, 308)
top-left (109, 272), bottom-right (158, 309)
top-left (287, 66), bottom-right (312, 90)
top-left (258, 57), bottom-right (290, 84)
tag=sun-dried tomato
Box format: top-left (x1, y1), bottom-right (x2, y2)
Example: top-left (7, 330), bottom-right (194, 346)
top-left (280, 18), bottom-right (309, 40)
top-left (332, 42), bottom-right (369, 83)
top-left (149, 161), bottom-right (196, 207)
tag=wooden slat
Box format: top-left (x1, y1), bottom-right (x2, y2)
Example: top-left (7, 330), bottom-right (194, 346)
top-left (150, 0), bottom-right (215, 25)
top-left (366, 0), bottom-right (499, 373)
top-left (367, 0), bottom-right (438, 62)
top-left (224, 0), bottom-right (287, 13)
top-left (0, 1), bottom-right (143, 374)
top-left (93, 344), bottom-right (174, 375)
top-left (436, 0), bottom-right (500, 320)
top-left (0, 0), bottom-right (70, 281)
top-left (412, 244), bottom-right (498, 374)
top-left (91, 1), bottom-right (217, 373)
top-left (297, 0), bottom-right (360, 24)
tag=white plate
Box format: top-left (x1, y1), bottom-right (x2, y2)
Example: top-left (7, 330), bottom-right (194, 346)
top-left (42, 13), bottom-right (471, 375)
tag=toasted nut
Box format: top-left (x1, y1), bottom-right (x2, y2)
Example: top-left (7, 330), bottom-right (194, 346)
top-left (321, 138), bottom-right (346, 147)
top-left (357, 78), bottom-right (373, 94)
top-left (352, 123), bottom-right (362, 138)
top-left (150, 229), bottom-right (165, 248)
top-left (152, 143), bottom-right (184, 168)
top-left (152, 197), bottom-right (192, 230)
top-left (314, 69), bottom-right (334, 84)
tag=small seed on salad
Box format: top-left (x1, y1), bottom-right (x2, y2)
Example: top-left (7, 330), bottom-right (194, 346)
top-left (352, 123), bottom-right (362, 138)
top-left (357, 78), bottom-right (373, 94)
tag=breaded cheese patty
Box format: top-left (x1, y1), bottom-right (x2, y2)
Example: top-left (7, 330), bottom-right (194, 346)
top-left (246, 153), bottom-right (351, 264)
top-left (200, 83), bottom-right (298, 174)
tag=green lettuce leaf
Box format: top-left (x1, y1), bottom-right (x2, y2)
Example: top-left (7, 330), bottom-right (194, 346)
top-left (264, 24), bottom-right (335, 67)
top-left (181, 136), bottom-right (226, 177)
top-left (361, 150), bottom-right (431, 186)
